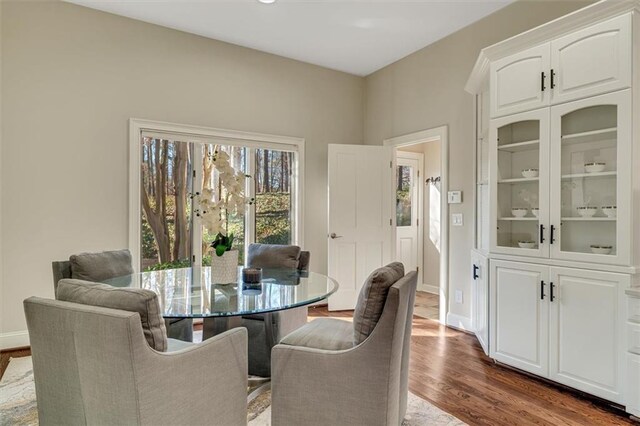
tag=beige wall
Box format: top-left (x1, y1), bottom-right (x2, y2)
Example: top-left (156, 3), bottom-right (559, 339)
top-left (0, 0), bottom-right (364, 342)
top-left (364, 0), bottom-right (592, 325)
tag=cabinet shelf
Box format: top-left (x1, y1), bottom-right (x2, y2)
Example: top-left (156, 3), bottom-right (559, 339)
top-left (498, 177), bottom-right (539, 184)
top-left (561, 127), bottom-right (616, 145)
top-left (561, 171), bottom-right (617, 179)
top-left (498, 217), bottom-right (538, 221)
top-left (497, 139), bottom-right (540, 152)
top-left (561, 217), bottom-right (616, 222)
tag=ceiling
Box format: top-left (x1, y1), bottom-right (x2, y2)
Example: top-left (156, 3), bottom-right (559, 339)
top-left (66, 0), bottom-right (513, 76)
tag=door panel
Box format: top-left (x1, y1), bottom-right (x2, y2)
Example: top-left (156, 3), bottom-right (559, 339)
top-left (490, 260), bottom-right (548, 376)
top-left (471, 250), bottom-right (489, 355)
top-left (490, 44), bottom-right (550, 117)
top-left (395, 153), bottom-right (422, 282)
top-left (551, 14), bottom-right (631, 105)
top-left (328, 144), bottom-right (394, 310)
top-left (548, 267), bottom-right (627, 403)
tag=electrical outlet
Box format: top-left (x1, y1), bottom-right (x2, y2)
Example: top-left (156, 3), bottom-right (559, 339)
top-left (455, 290), bottom-right (463, 304)
top-left (452, 213), bottom-right (463, 226)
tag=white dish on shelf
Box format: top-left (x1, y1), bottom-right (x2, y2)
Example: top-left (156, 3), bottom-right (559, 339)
top-left (590, 245), bottom-right (612, 255)
top-left (518, 241), bottom-right (536, 249)
top-left (512, 208), bottom-right (528, 218)
top-left (531, 208), bottom-right (539, 217)
top-left (521, 168), bottom-right (539, 178)
top-left (601, 206), bottom-right (617, 218)
top-left (584, 162), bottom-right (606, 173)
top-left (577, 206), bottom-right (597, 217)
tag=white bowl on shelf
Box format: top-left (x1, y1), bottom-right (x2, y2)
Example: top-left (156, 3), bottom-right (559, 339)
top-left (577, 206), bottom-right (597, 217)
top-left (521, 168), bottom-right (539, 178)
top-left (590, 245), bottom-right (612, 255)
top-left (601, 206), bottom-right (617, 218)
top-left (584, 162), bottom-right (606, 173)
top-left (512, 208), bottom-right (528, 218)
top-left (518, 241), bottom-right (536, 249)
top-left (531, 208), bottom-right (539, 217)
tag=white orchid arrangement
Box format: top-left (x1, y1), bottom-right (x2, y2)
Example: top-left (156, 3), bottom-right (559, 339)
top-left (193, 149), bottom-right (253, 256)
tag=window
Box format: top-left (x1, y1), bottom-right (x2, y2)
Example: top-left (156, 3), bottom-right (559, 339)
top-left (131, 121), bottom-right (303, 272)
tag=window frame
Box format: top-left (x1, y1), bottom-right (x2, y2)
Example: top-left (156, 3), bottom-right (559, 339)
top-left (129, 118), bottom-right (305, 273)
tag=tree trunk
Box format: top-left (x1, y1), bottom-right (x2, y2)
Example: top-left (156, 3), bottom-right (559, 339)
top-left (263, 149), bottom-right (270, 193)
top-left (173, 142), bottom-right (190, 261)
top-left (141, 139), bottom-right (171, 263)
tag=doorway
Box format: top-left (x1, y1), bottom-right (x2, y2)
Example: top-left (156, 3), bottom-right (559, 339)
top-left (385, 126), bottom-right (448, 323)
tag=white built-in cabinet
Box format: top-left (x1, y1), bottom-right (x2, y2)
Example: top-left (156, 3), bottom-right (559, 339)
top-left (469, 2), bottom-right (640, 413)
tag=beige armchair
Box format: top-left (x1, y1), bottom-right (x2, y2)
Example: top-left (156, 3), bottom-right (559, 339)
top-left (24, 297), bottom-right (248, 426)
top-left (271, 270), bottom-right (417, 426)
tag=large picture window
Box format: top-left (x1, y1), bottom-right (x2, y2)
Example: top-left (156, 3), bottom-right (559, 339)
top-left (131, 120), bottom-right (303, 272)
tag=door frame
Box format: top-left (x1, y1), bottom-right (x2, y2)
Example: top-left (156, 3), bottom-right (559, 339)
top-left (396, 151), bottom-right (425, 287)
top-left (384, 125), bottom-right (449, 324)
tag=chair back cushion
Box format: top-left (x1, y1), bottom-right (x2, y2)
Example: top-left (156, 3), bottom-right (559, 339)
top-left (247, 243), bottom-right (301, 269)
top-left (69, 249), bottom-right (134, 282)
top-left (297, 251), bottom-right (311, 272)
top-left (353, 262), bottom-right (405, 344)
top-left (56, 279), bottom-right (167, 351)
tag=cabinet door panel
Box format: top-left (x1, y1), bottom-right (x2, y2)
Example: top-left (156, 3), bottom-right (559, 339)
top-left (491, 44), bottom-right (550, 118)
top-left (471, 250), bottom-right (489, 355)
top-left (551, 14), bottom-right (631, 105)
top-left (627, 354), bottom-right (640, 417)
top-left (490, 260), bottom-right (548, 376)
top-left (549, 267), bottom-right (627, 403)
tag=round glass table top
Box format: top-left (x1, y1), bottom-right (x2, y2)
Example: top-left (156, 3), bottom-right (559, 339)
top-left (102, 267), bottom-right (338, 318)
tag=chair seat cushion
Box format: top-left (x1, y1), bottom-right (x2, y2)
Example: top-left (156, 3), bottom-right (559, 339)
top-left (279, 318), bottom-right (354, 351)
top-left (247, 244), bottom-right (301, 269)
top-left (167, 338), bottom-right (196, 352)
top-left (56, 279), bottom-right (168, 352)
top-left (352, 262), bottom-right (405, 345)
top-left (69, 249), bottom-right (134, 282)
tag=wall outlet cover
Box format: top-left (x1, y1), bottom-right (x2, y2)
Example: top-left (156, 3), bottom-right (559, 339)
top-left (455, 290), bottom-right (463, 304)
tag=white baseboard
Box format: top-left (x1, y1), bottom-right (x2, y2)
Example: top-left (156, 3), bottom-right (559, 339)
top-left (446, 312), bottom-right (473, 332)
top-left (0, 330), bottom-right (30, 350)
top-left (417, 284), bottom-right (439, 294)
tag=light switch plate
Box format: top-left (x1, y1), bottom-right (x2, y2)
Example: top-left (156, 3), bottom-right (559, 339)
top-left (452, 213), bottom-right (463, 226)
top-left (447, 190), bottom-right (462, 204)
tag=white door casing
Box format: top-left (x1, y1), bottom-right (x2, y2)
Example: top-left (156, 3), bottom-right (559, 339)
top-left (395, 152), bottom-right (423, 284)
top-left (327, 144), bottom-right (394, 311)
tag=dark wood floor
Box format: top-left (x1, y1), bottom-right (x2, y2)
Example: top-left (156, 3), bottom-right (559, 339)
top-left (3, 305), bottom-right (636, 425)
top-left (307, 304), bottom-right (635, 426)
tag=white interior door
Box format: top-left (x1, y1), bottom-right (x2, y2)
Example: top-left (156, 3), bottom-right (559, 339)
top-left (395, 152), bottom-right (422, 283)
top-left (328, 144), bottom-right (394, 311)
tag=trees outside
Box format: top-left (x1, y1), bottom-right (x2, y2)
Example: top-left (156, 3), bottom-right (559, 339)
top-left (255, 149), bottom-right (293, 245)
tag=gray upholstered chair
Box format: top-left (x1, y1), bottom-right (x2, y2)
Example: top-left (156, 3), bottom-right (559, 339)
top-left (271, 267), bottom-right (418, 426)
top-left (243, 243), bottom-right (310, 377)
top-left (52, 249), bottom-right (193, 342)
top-left (24, 295), bottom-right (247, 426)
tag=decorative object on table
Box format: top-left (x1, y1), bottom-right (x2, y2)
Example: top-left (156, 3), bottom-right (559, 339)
top-left (192, 149), bottom-right (254, 284)
top-left (577, 206), bottom-right (597, 217)
top-left (521, 168), bottom-right (539, 178)
top-left (242, 282), bottom-right (263, 296)
top-left (590, 245), bottom-right (613, 255)
top-left (584, 162), bottom-right (606, 173)
top-left (242, 267), bottom-right (263, 283)
top-left (512, 208), bottom-right (528, 217)
top-left (602, 205), bottom-right (617, 218)
top-left (518, 241), bottom-right (536, 249)
top-left (531, 207), bottom-right (539, 217)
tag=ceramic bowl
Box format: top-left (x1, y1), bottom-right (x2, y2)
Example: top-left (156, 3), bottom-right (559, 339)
top-left (512, 208), bottom-right (528, 218)
top-left (518, 241), bottom-right (536, 249)
top-left (522, 168), bottom-right (539, 178)
top-left (590, 245), bottom-right (612, 255)
top-left (584, 162), bottom-right (606, 173)
top-left (601, 206), bottom-right (617, 218)
top-left (531, 208), bottom-right (539, 217)
top-left (577, 206), bottom-right (597, 217)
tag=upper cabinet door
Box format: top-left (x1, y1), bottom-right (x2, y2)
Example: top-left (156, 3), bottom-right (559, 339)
top-left (490, 44), bottom-right (550, 118)
top-left (550, 14), bottom-right (631, 105)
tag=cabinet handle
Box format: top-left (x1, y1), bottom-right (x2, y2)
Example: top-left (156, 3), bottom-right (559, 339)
top-left (539, 224), bottom-right (545, 244)
top-left (550, 69), bottom-right (556, 89)
top-left (550, 225), bottom-right (556, 244)
top-left (473, 264), bottom-right (479, 280)
top-left (550, 282), bottom-right (556, 302)
top-left (541, 72), bottom-right (546, 91)
top-left (540, 281), bottom-right (546, 300)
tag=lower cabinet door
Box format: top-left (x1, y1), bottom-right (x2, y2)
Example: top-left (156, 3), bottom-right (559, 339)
top-left (548, 267), bottom-right (627, 403)
top-left (490, 260), bottom-right (549, 376)
top-left (627, 353), bottom-right (640, 416)
top-left (472, 251), bottom-right (489, 356)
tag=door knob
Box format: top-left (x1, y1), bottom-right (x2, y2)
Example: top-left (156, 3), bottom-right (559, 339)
top-left (330, 233), bottom-right (343, 239)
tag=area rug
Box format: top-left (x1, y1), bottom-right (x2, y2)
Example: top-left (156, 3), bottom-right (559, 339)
top-left (1, 356), bottom-right (465, 426)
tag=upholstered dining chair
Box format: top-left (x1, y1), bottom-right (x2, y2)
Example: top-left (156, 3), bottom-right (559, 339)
top-left (24, 281), bottom-right (247, 426)
top-left (243, 243), bottom-right (310, 377)
top-left (271, 263), bottom-right (417, 426)
top-left (52, 249), bottom-right (193, 342)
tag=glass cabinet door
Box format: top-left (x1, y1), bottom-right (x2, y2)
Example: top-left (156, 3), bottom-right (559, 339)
top-left (489, 108), bottom-right (549, 257)
top-left (549, 90), bottom-right (631, 265)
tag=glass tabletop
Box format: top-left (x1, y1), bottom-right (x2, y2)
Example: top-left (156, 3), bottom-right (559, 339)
top-left (102, 267), bottom-right (338, 318)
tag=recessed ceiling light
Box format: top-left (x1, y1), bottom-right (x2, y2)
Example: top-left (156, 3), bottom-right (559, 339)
top-left (258, 0), bottom-right (276, 4)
